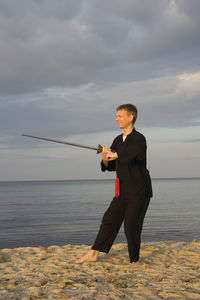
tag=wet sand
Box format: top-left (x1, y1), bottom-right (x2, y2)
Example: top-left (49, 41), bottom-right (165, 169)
top-left (0, 240), bottom-right (200, 299)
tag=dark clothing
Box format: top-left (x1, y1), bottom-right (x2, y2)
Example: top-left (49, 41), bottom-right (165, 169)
top-left (101, 128), bottom-right (152, 198)
top-left (92, 128), bottom-right (152, 262)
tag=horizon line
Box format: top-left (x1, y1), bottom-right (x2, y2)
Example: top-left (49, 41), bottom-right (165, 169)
top-left (0, 176), bottom-right (200, 183)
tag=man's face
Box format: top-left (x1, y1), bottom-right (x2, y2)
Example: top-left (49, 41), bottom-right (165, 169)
top-left (116, 109), bottom-right (133, 129)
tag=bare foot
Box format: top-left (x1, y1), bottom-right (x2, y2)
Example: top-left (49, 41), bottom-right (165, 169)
top-left (75, 249), bottom-right (99, 264)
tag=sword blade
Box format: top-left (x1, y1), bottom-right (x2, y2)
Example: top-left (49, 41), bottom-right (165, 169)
top-left (22, 134), bottom-right (102, 154)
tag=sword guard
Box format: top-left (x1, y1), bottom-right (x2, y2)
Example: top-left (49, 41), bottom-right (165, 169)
top-left (97, 144), bottom-right (103, 154)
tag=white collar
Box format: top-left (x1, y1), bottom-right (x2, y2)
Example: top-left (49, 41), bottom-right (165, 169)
top-left (123, 135), bottom-right (127, 142)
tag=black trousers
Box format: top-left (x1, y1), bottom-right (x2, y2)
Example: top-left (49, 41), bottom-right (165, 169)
top-left (91, 187), bottom-right (150, 263)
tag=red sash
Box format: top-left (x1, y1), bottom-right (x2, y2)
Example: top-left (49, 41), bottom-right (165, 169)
top-left (115, 160), bottom-right (120, 198)
top-left (115, 177), bottom-right (120, 198)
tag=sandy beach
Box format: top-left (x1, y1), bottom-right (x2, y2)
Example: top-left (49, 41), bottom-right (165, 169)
top-left (0, 240), bottom-right (200, 300)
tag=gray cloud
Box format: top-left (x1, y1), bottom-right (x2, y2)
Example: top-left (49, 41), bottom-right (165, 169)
top-left (184, 139), bottom-right (200, 143)
top-left (0, 0), bottom-right (200, 95)
top-left (1, 72), bottom-right (200, 143)
top-left (0, 0), bottom-right (83, 19)
top-left (1, 1), bottom-right (200, 181)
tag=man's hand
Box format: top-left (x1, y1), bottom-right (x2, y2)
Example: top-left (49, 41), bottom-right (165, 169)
top-left (102, 146), bottom-right (110, 167)
top-left (108, 151), bottom-right (118, 161)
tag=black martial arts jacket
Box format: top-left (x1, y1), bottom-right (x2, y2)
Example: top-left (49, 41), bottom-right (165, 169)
top-left (101, 128), bottom-right (153, 198)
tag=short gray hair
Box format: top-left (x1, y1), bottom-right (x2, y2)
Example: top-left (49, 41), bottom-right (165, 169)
top-left (117, 104), bottom-right (138, 124)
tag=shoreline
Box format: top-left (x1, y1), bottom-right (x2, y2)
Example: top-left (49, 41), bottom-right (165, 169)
top-left (1, 240), bottom-right (200, 299)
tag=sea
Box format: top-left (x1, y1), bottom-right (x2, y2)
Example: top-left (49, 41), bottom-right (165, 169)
top-left (0, 178), bottom-right (199, 249)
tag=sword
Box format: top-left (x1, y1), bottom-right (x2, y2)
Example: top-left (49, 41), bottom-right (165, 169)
top-left (22, 134), bottom-right (103, 154)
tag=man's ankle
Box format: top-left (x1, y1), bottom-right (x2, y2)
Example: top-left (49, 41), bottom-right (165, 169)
top-left (91, 249), bottom-right (98, 256)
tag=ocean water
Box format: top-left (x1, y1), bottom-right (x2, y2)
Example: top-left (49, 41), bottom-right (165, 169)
top-left (0, 178), bottom-right (199, 249)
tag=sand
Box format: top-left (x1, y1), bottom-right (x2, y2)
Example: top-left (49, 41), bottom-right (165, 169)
top-left (0, 240), bottom-right (200, 300)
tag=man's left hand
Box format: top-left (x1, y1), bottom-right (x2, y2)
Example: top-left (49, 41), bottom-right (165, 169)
top-left (108, 151), bottom-right (118, 161)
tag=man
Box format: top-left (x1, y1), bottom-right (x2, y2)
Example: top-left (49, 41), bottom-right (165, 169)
top-left (75, 104), bottom-right (152, 264)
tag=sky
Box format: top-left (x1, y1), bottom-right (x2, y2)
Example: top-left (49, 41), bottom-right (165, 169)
top-left (0, 0), bottom-right (200, 181)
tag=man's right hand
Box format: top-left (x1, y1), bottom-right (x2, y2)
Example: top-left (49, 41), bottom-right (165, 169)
top-left (102, 146), bottom-right (110, 167)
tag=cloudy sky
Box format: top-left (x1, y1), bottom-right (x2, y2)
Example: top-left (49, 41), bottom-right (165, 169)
top-left (0, 0), bottom-right (200, 181)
